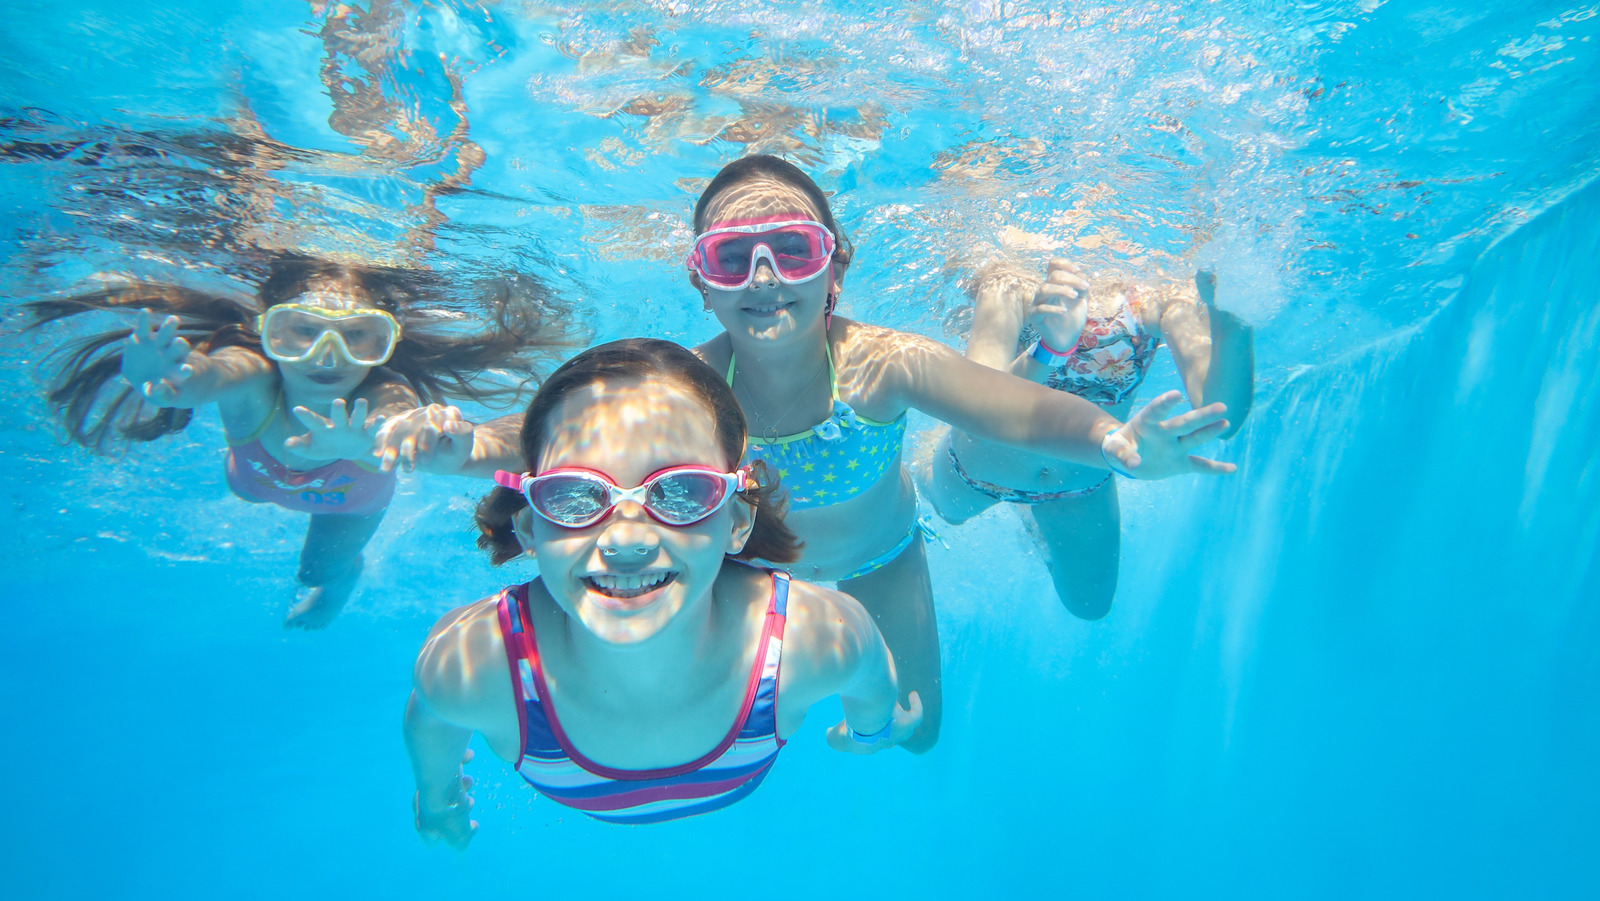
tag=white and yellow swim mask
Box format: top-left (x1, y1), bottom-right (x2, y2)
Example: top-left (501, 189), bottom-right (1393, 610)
top-left (258, 301), bottom-right (401, 367)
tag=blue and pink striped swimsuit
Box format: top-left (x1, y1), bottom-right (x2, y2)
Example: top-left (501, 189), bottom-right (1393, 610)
top-left (495, 571), bottom-right (789, 825)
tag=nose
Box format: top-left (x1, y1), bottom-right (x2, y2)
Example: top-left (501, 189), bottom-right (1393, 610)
top-left (595, 501), bottom-right (660, 560)
top-left (312, 336), bottom-right (340, 368)
top-left (751, 256), bottom-right (779, 288)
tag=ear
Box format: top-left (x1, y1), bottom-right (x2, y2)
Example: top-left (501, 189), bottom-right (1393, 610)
top-left (726, 494), bottom-right (757, 557)
top-left (511, 506), bottom-right (539, 558)
top-left (830, 255), bottom-right (850, 292)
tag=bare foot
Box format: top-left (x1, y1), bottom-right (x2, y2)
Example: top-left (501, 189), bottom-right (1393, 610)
top-left (285, 563), bottom-right (361, 630)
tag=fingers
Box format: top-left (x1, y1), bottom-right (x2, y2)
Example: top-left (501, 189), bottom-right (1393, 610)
top-left (1129, 390), bottom-right (1185, 427)
top-left (153, 313), bottom-right (180, 347)
top-left (902, 690), bottom-right (924, 728)
top-left (1158, 400), bottom-right (1228, 434)
top-left (347, 398), bottom-right (370, 429)
top-left (1188, 454), bottom-right (1237, 475)
top-left (142, 380), bottom-right (178, 405)
top-left (291, 404), bottom-right (333, 430)
top-left (1176, 418), bottom-right (1230, 448)
top-left (462, 749), bottom-right (475, 765)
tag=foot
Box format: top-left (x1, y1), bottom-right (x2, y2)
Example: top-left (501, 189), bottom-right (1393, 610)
top-left (285, 565), bottom-right (361, 630)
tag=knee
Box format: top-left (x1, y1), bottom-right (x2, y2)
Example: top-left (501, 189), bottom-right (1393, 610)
top-left (1057, 581), bottom-right (1115, 621)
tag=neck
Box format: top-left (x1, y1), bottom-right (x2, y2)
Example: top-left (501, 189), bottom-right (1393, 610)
top-left (563, 581), bottom-right (726, 704)
top-left (728, 322), bottom-right (830, 397)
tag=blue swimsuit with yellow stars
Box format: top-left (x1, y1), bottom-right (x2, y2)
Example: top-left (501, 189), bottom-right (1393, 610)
top-left (727, 347), bottom-right (922, 581)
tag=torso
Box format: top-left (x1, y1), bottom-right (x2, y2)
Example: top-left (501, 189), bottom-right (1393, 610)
top-left (696, 321), bottom-right (919, 581)
top-left (498, 566), bottom-right (789, 823)
top-left (217, 364), bottom-right (398, 514)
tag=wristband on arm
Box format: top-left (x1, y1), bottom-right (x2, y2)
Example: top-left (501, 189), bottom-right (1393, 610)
top-left (1028, 337), bottom-right (1074, 367)
top-left (847, 719), bottom-right (895, 748)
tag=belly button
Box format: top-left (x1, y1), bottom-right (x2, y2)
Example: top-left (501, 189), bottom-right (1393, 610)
top-left (1039, 466), bottom-right (1052, 480)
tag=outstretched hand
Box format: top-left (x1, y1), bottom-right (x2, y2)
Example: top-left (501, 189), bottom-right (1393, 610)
top-left (1030, 258), bottom-right (1090, 352)
top-left (286, 398), bottom-right (386, 462)
top-left (122, 309), bottom-right (194, 404)
top-left (414, 749), bottom-right (478, 850)
top-left (1102, 390), bottom-right (1236, 480)
top-left (826, 692), bottom-right (923, 755)
top-left (377, 404), bottom-right (476, 474)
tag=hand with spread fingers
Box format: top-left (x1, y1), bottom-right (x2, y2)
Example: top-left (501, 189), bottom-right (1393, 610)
top-left (1029, 259), bottom-right (1090, 353)
top-left (286, 397), bottom-right (386, 462)
top-left (826, 691), bottom-right (924, 755)
top-left (377, 403), bottom-right (477, 474)
top-left (121, 309), bottom-right (196, 405)
top-left (1101, 390), bottom-right (1236, 479)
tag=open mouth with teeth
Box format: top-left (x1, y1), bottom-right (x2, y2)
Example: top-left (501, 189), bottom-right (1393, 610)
top-left (742, 301), bottom-right (795, 318)
top-left (582, 571), bottom-right (679, 609)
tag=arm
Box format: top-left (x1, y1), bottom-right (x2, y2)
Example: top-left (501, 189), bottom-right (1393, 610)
top-left (775, 581), bottom-right (920, 752)
top-left (122, 310), bottom-right (274, 408)
top-left (1161, 272), bottom-right (1255, 439)
top-left (877, 329), bottom-right (1234, 478)
top-left (965, 260), bottom-right (1089, 381)
top-left (403, 598), bottom-right (514, 848)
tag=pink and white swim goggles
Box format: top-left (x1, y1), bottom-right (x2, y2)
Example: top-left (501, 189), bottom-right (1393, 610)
top-left (495, 465), bottom-right (750, 529)
top-left (686, 217), bottom-right (837, 290)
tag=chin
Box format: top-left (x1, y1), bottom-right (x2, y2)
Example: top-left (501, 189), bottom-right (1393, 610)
top-left (574, 584), bottom-right (688, 645)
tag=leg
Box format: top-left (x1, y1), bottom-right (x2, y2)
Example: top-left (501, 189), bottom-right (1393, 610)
top-left (1025, 478), bottom-right (1121, 621)
top-left (839, 536), bottom-right (942, 753)
top-left (913, 428), bottom-right (1002, 525)
top-left (285, 507), bottom-right (387, 630)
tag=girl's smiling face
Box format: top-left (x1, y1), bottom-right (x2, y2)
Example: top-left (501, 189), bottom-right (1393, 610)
top-left (526, 377), bottom-right (754, 645)
top-left (693, 176), bottom-right (846, 344)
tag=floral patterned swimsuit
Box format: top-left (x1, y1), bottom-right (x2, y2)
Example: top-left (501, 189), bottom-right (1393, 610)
top-left (948, 291), bottom-right (1163, 504)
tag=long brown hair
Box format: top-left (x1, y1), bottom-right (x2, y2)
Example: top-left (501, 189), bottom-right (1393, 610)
top-left (474, 338), bottom-right (801, 566)
top-left (26, 252), bottom-right (574, 451)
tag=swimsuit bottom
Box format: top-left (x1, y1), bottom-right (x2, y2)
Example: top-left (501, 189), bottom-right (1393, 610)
top-left (948, 444), bottom-right (1111, 505)
top-left (835, 516), bottom-right (941, 583)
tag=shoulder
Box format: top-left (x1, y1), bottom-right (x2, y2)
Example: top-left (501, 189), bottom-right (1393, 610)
top-left (779, 576), bottom-right (877, 678)
top-left (831, 318), bottom-right (956, 406)
top-left (692, 333), bottom-right (733, 374)
top-left (413, 593), bottom-right (514, 720)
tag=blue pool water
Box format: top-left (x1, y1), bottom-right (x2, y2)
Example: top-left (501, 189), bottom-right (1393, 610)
top-left (2, 1), bottom-right (1598, 897)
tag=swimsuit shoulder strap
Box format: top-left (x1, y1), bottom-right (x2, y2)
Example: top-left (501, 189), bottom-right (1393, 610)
top-left (725, 353), bottom-right (737, 387)
top-left (825, 341), bottom-right (840, 404)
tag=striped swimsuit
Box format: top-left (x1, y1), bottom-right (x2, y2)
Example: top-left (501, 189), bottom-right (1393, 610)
top-left (495, 571), bottom-right (789, 825)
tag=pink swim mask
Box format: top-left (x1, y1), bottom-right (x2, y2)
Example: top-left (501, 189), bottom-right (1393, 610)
top-left (687, 218), bottom-right (836, 290)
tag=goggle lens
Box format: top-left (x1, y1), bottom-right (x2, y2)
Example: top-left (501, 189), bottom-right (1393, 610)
top-left (646, 471), bottom-right (731, 524)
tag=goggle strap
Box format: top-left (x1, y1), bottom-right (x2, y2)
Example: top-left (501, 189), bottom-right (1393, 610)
top-left (494, 470), bottom-right (527, 492)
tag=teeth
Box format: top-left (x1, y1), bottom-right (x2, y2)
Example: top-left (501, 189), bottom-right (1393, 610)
top-left (587, 572), bottom-right (671, 592)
